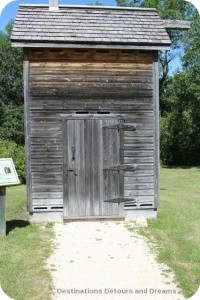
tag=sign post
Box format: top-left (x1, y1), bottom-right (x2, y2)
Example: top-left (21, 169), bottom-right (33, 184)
top-left (0, 158), bottom-right (20, 237)
top-left (0, 187), bottom-right (6, 236)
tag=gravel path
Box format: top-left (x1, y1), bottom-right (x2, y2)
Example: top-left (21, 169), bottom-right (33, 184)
top-left (47, 221), bottom-right (185, 300)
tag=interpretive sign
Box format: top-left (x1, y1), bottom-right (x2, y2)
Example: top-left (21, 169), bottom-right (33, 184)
top-left (0, 158), bottom-right (20, 186)
top-left (0, 158), bottom-right (20, 236)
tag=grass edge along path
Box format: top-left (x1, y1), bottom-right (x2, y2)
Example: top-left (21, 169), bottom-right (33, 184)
top-left (0, 185), bottom-right (54, 300)
top-left (126, 167), bottom-right (200, 299)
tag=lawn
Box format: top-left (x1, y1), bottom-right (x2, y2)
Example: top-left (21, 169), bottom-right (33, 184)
top-left (0, 168), bottom-right (199, 299)
top-left (0, 185), bottom-right (54, 300)
top-left (138, 167), bottom-right (200, 298)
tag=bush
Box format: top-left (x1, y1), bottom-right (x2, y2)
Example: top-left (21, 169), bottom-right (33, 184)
top-left (0, 139), bottom-right (26, 183)
top-left (0, 102), bottom-right (24, 145)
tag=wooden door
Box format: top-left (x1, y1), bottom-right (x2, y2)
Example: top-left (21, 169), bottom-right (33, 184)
top-left (63, 118), bottom-right (126, 218)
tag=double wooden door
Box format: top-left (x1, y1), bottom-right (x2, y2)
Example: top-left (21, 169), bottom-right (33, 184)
top-left (63, 117), bottom-right (135, 218)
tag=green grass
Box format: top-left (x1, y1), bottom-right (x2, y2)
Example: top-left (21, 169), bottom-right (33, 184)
top-left (130, 167), bottom-right (200, 298)
top-left (1, 168), bottom-right (199, 299)
top-left (0, 185), bottom-right (54, 300)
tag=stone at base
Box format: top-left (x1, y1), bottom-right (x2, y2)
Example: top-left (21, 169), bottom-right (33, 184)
top-left (29, 212), bottom-right (63, 222)
top-left (125, 209), bottom-right (157, 221)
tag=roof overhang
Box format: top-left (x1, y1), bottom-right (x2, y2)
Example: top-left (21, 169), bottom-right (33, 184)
top-left (162, 19), bottom-right (191, 30)
top-left (11, 42), bottom-right (171, 51)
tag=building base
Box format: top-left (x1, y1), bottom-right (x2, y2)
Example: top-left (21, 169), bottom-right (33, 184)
top-left (29, 209), bottom-right (157, 222)
top-left (125, 209), bottom-right (157, 221)
top-left (29, 211), bottom-right (63, 222)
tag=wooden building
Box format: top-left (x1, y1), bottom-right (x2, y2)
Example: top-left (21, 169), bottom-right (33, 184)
top-left (11, 3), bottom-right (172, 221)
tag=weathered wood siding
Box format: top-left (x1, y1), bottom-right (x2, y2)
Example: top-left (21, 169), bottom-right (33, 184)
top-left (26, 48), bottom-right (157, 213)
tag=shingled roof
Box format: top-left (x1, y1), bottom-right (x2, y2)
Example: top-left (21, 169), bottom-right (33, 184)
top-left (11, 5), bottom-right (171, 50)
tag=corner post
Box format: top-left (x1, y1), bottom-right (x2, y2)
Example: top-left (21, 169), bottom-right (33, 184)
top-left (24, 49), bottom-right (32, 212)
top-left (153, 51), bottom-right (160, 209)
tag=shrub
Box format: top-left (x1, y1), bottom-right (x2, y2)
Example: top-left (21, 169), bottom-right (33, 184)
top-left (0, 139), bottom-right (26, 183)
top-left (0, 103), bottom-right (24, 145)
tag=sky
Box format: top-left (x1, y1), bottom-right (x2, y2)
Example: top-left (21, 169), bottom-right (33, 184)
top-left (0, 0), bottom-right (117, 31)
top-left (0, 0), bottom-right (194, 75)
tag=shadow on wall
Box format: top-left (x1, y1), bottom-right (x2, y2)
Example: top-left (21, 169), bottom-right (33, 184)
top-left (6, 220), bottom-right (30, 235)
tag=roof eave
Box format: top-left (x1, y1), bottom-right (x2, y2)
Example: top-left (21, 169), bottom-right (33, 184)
top-left (11, 41), bottom-right (171, 51)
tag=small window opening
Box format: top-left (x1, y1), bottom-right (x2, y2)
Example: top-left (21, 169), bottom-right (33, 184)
top-left (33, 207), bottom-right (48, 210)
top-left (51, 207), bottom-right (63, 210)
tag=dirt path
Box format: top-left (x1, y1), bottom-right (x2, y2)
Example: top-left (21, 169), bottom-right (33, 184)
top-left (47, 222), bottom-right (185, 300)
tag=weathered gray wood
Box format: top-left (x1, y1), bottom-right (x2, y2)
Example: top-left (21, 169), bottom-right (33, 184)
top-left (103, 124), bottom-right (136, 131)
top-left (153, 51), bottom-right (159, 208)
top-left (162, 19), bottom-right (190, 30)
top-left (63, 118), bottom-right (122, 217)
top-left (24, 52), bottom-right (32, 212)
top-left (103, 164), bottom-right (137, 171)
top-left (102, 119), bottom-right (120, 216)
top-left (0, 187), bottom-right (6, 236)
top-left (104, 197), bottom-right (136, 204)
top-left (25, 48), bottom-right (158, 214)
top-left (62, 119), bottom-right (68, 217)
top-left (12, 42), bottom-right (170, 50)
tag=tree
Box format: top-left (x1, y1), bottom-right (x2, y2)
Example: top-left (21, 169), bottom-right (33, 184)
top-left (0, 21), bottom-right (24, 144)
top-left (182, 18), bottom-right (200, 72)
top-left (0, 21), bottom-right (23, 106)
top-left (160, 19), bottom-right (200, 165)
top-left (115, 0), bottom-right (197, 114)
top-left (0, 103), bottom-right (24, 145)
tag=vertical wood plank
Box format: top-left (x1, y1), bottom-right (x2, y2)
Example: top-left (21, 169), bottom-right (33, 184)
top-left (24, 50), bottom-right (32, 212)
top-left (102, 119), bottom-right (120, 215)
top-left (68, 120), bottom-right (77, 216)
top-left (78, 120), bottom-right (86, 215)
top-left (119, 119), bottom-right (125, 215)
top-left (63, 119), bottom-right (68, 217)
top-left (92, 119), bottom-right (101, 215)
top-left (85, 119), bottom-right (92, 215)
top-left (98, 120), bottom-right (104, 216)
top-left (153, 51), bottom-right (160, 208)
top-left (75, 120), bottom-right (84, 216)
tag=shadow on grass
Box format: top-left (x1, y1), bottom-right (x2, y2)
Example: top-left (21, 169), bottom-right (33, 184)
top-left (162, 165), bottom-right (200, 170)
top-left (6, 220), bottom-right (30, 235)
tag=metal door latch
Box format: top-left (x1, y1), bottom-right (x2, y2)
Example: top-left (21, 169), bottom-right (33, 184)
top-left (67, 168), bottom-right (78, 176)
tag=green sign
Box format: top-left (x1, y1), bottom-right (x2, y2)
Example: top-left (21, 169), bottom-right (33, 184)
top-left (0, 158), bottom-right (20, 186)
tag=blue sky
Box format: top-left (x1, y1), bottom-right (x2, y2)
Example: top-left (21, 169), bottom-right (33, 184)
top-left (0, 0), bottom-right (183, 74)
top-left (0, 0), bottom-right (117, 31)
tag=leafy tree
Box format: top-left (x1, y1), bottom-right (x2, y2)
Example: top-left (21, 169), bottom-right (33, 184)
top-left (0, 21), bottom-right (24, 144)
top-left (115, 0), bottom-right (197, 115)
top-left (160, 18), bottom-right (200, 165)
top-left (182, 18), bottom-right (200, 72)
top-left (160, 70), bottom-right (200, 165)
top-left (0, 103), bottom-right (24, 144)
top-left (0, 21), bottom-right (23, 106)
